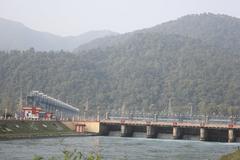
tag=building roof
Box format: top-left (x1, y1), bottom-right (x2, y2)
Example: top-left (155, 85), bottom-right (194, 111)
top-left (29, 91), bottom-right (80, 112)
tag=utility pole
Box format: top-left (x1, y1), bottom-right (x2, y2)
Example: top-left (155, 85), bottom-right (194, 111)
top-left (83, 98), bottom-right (89, 120)
top-left (18, 89), bottom-right (23, 111)
top-left (85, 98), bottom-right (89, 111)
top-left (190, 103), bottom-right (193, 118)
top-left (167, 80), bottom-right (173, 116)
top-left (97, 105), bottom-right (100, 121)
top-left (4, 108), bottom-right (7, 120)
top-left (168, 98), bottom-right (173, 116)
top-left (121, 102), bottom-right (126, 117)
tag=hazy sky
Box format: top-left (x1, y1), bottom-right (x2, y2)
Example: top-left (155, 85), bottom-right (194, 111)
top-left (0, 0), bottom-right (239, 36)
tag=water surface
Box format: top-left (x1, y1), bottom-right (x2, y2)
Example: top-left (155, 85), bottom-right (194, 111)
top-left (0, 136), bottom-right (238, 160)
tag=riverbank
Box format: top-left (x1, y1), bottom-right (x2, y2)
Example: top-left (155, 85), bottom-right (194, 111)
top-left (219, 150), bottom-right (240, 160)
top-left (0, 132), bottom-right (97, 140)
top-left (0, 120), bottom-right (96, 140)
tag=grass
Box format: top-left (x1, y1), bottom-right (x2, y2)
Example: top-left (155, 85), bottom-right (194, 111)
top-left (220, 150), bottom-right (240, 160)
top-left (0, 120), bottom-right (75, 140)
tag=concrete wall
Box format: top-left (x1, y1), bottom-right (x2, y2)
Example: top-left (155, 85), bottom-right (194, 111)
top-left (84, 121), bottom-right (100, 133)
top-left (62, 121), bottom-right (100, 133)
top-left (61, 121), bottom-right (75, 130)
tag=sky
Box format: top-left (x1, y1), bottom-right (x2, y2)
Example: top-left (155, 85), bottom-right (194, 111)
top-left (0, 0), bottom-right (240, 36)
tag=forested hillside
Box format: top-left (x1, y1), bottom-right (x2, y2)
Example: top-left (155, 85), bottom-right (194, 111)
top-left (1, 13), bottom-right (240, 116)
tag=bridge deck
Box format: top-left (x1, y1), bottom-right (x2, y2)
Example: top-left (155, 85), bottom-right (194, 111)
top-left (101, 119), bottom-right (240, 129)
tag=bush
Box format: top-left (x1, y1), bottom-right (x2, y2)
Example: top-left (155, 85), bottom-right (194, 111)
top-left (33, 149), bottom-right (101, 160)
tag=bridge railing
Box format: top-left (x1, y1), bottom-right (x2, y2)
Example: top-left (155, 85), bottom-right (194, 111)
top-left (106, 112), bottom-right (238, 125)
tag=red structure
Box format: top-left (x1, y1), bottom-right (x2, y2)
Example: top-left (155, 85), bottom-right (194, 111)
top-left (22, 106), bottom-right (42, 119)
top-left (75, 124), bottom-right (86, 133)
top-left (44, 112), bottom-right (53, 120)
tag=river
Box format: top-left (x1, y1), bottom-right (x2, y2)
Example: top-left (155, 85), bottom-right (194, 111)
top-left (0, 136), bottom-right (239, 160)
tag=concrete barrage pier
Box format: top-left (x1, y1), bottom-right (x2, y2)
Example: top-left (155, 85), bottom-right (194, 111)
top-left (99, 119), bottom-right (240, 142)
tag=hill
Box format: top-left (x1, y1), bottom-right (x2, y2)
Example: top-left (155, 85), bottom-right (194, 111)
top-left (0, 17), bottom-right (117, 51)
top-left (148, 13), bottom-right (240, 52)
top-left (76, 13), bottom-right (240, 52)
top-left (1, 13), bottom-right (240, 116)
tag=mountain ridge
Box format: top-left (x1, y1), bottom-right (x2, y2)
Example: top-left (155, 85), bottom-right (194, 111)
top-left (75, 13), bottom-right (240, 53)
top-left (0, 17), bottom-right (118, 51)
top-left (1, 13), bottom-right (240, 116)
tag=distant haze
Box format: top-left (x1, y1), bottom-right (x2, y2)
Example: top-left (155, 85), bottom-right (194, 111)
top-left (0, 0), bottom-right (240, 36)
top-left (0, 17), bottom-right (118, 51)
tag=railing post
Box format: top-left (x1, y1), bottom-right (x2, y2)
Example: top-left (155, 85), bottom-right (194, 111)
top-left (154, 114), bottom-right (158, 122)
top-left (129, 113), bottom-right (133, 120)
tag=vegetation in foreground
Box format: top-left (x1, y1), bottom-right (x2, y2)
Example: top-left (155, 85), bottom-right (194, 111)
top-left (33, 148), bottom-right (240, 160)
top-left (32, 150), bottom-right (101, 160)
top-left (220, 150), bottom-right (240, 160)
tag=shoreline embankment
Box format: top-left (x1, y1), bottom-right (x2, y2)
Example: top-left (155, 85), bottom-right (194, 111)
top-left (0, 120), bottom-right (97, 140)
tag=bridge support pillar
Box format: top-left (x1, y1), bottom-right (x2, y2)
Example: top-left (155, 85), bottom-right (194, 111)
top-left (228, 129), bottom-right (235, 143)
top-left (99, 124), bottom-right (109, 136)
top-left (146, 125), bottom-right (157, 138)
top-left (121, 125), bottom-right (133, 137)
top-left (173, 127), bottom-right (182, 139)
top-left (200, 128), bottom-right (207, 141)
